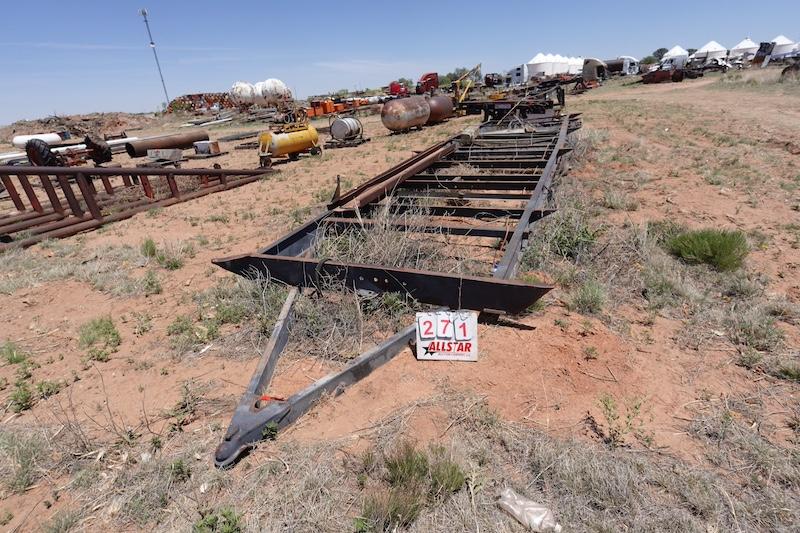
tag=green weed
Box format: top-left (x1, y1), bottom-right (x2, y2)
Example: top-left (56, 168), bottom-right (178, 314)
top-left (667, 229), bottom-right (748, 271)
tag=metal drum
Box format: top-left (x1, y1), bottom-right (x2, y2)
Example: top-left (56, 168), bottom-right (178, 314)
top-left (330, 117), bottom-right (362, 141)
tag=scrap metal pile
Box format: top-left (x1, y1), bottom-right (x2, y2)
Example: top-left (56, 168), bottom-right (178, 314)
top-left (167, 92), bottom-right (237, 113)
top-left (211, 107), bottom-right (582, 466)
top-left (0, 166), bottom-right (272, 249)
top-left (458, 82), bottom-right (566, 121)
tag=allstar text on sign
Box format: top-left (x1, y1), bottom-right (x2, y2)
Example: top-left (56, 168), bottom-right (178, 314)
top-left (415, 310), bottom-right (478, 362)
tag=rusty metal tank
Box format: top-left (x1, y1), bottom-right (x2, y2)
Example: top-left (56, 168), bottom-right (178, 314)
top-left (381, 96), bottom-right (430, 131)
top-left (426, 95), bottom-right (454, 125)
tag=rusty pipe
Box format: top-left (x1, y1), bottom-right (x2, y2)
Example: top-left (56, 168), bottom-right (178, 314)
top-left (124, 131), bottom-right (209, 158)
top-left (344, 142), bottom-right (455, 209)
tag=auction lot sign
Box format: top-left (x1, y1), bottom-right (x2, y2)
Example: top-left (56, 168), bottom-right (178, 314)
top-left (415, 310), bottom-right (478, 362)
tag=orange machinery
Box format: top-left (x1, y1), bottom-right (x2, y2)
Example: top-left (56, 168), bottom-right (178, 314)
top-left (305, 97), bottom-right (373, 118)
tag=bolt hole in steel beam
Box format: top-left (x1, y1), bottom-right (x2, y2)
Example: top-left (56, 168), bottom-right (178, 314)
top-left (212, 110), bottom-right (578, 467)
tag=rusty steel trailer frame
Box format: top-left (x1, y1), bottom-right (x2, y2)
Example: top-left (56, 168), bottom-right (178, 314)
top-left (211, 111), bottom-right (581, 467)
top-left (0, 166), bottom-right (274, 249)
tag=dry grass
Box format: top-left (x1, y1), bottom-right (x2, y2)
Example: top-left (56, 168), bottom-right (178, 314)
top-left (169, 271), bottom-right (288, 357)
top-left (521, 124), bottom-right (798, 369)
top-left (140, 236), bottom-right (195, 270)
top-left (434, 163), bottom-right (486, 176)
top-left (296, 197), bottom-right (494, 362)
top-left (0, 428), bottom-right (49, 495)
top-left (0, 241), bottom-right (151, 296)
top-left (716, 68), bottom-right (800, 93)
top-left (287, 287), bottom-right (417, 363)
top-left (2, 389), bottom-right (798, 531)
top-left (313, 200), bottom-right (453, 272)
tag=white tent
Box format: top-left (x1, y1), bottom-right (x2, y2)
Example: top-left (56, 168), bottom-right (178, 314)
top-left (527, 52), bottom-right (587, 79)
top-left (691, 40), bottom-right (727, 60)
top-left (542, 54), bottom-right (556, 76)
top-left (730, 37), bottom-right (758, 59)
top-left (528, 52), bottom-right (546, 64)
top-left (527, 53), bottom-right (549, 78)
top-left (553, 54), bottom-right (570, 75)
top-left (661, 45), bottom-right (688, 69)
top-left (771, 35), bottom-right (796, 57)
top-left (663, 45), bottom-right (688, 59)
top-left (567, 57), bottom-right (584, 75)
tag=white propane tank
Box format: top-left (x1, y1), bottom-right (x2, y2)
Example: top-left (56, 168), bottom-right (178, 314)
top-left (257, 78), bottom-right (292, 105)
top-left (230, 81), bottom-right (256, 105)
top-left (330, 117), bottom-right (362, 141)
top-left (253, 81), bottom-right (269, 106)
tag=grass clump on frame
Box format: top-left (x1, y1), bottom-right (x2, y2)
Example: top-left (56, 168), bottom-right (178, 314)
top-left (667, 228), bottom-right (748, 272)
top-left (289, 286), bottom-right (419, 363)
top-left (169, 270), bottom-right (288, 356)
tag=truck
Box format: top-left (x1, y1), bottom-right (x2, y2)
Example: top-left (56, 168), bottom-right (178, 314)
top-left (415, 72), bottom-right (439, 95)
top-left (387, 81), bottom-right (409, 97)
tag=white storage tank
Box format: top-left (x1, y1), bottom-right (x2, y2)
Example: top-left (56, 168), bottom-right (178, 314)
top-left (256, 78), bottom-right (292, 105)
top-left (230, 81), bottom-right (256, 105)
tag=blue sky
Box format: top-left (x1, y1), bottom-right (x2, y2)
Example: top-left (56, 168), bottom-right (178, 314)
top-left (1, 0), bottom-right (798, 125)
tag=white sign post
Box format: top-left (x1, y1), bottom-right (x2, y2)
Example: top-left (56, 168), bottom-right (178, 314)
top-left (415, 310), bottom-right (478, 361)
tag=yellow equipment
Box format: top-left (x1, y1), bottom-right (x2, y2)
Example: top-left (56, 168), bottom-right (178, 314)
top-left (453, 63), bottom-right (482, 104)
top-left (257, 122), bottom-right (320, 167)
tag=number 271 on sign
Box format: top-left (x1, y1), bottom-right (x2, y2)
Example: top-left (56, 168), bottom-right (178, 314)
top-left (415, 310), bottom-right (478, 361)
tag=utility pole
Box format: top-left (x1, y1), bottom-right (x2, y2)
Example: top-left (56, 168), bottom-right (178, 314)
top-left (139, 8), bottom-right (170, 106)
